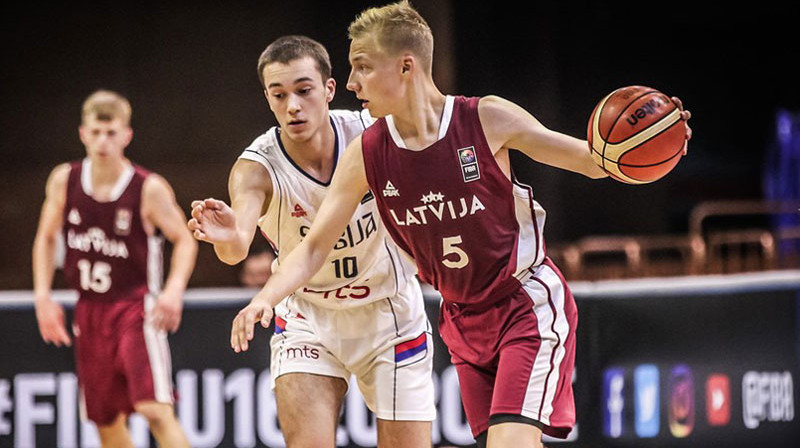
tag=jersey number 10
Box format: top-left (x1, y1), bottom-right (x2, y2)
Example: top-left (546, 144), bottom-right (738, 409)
top-left (332, 256), bottom-right (359, 279)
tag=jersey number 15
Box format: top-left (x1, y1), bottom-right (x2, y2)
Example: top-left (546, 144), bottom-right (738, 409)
top-left (77, 259), bottom-right (112, 293)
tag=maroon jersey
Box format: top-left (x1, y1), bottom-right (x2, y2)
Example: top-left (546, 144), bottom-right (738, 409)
top-left (63, 159), bottom-right (162, 302)
top-left (362, 96), bottom-right (546, 305)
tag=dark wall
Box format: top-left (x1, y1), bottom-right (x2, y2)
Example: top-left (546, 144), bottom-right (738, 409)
top-left (2, 1), bottom-right (798, 289)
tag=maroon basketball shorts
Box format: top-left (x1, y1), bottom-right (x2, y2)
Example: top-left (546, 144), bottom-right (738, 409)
top-left (73, 296), bottom-right (174, 426)
top-left (438, 260), bottom-right (577, 439)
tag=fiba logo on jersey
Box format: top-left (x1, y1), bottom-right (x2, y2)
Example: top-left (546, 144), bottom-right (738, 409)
top-left (457, 146), bottom-right (480, 182)
top-left (114, 208), bottom-right (132, 236)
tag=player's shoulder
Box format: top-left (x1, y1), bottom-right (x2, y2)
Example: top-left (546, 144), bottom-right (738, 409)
top-left (48, 162), bottom-right (77, 187)
top-left (241, 127), bottom-right (280, 159)
top-left (330, 109), bottom-right (374, 132)
top-left (476, 95), bottom-right (528, 127)
top-left (477, 95), bottom-right (515, 113)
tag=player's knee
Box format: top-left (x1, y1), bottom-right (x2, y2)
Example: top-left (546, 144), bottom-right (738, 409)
top-left (134, 402), bottom-right (177, 430)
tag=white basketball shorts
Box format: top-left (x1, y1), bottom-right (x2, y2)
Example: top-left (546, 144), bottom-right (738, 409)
top-left (269, 279), bottom-right (435, 421)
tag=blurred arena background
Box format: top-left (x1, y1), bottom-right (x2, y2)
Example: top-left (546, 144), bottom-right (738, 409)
top-left (1, 1), bottom-right (799, 447)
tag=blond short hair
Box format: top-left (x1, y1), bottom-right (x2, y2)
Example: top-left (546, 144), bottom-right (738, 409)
top-left (348, 1), bottom-right (434, 73)
top-left (81, 90), bottom-right (132, 125)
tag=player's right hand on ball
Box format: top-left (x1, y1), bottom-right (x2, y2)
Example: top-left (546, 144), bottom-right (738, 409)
top-left (230, 297), bottom-right (274, 353)
top-left (187, 198), bottom-right (237, 244)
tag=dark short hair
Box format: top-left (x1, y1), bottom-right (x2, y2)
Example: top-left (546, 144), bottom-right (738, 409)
top-left (257, 35), bottom-right (332, 88)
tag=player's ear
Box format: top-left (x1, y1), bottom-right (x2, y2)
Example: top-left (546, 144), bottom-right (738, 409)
top-left (401, 55), bottom-right (414, 75)
top-left (325, 78), bottom-right (336, 103)
top-left (123, 127), bottom-right (133, 146)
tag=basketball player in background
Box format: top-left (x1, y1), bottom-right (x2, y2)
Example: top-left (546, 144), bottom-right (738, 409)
top-left (32, 90), bottom-right (197, 448)
top-left (188, 36), bottom-right (435, 447)
top-left (229, 2), bottom-right (692, 448)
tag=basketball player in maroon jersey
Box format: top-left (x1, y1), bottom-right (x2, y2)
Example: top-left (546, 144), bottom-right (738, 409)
top-left (32, 90), bottom-right (197, 448)
top-left (230, 2), bottom-right (692, 447)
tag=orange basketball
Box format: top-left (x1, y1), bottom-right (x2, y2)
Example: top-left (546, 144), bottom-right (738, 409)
top-left (587, 85), bottom-right (686, 184)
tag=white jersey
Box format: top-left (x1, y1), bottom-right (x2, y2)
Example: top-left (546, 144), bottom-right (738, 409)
top-left (239, 110), bottom-right (419, 310)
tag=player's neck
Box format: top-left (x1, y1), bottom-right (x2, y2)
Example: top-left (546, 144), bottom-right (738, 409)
top-left (391, 79), bottom-right (446, 150)
top-left (280, 119), bottom-right (336, 181)
top-left (88, 156), bottom-right (131, 188)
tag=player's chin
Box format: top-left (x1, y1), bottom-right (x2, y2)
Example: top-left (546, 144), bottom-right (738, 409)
top-left (365, 105), bottom-right (388, 118)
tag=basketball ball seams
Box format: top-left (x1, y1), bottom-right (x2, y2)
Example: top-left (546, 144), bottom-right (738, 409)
top-left (601, 111), bottom-right (684, 164)
top-left (594, 87), bottom-right (658, 169)
top-left (590, 90), bottom-right (615, 172)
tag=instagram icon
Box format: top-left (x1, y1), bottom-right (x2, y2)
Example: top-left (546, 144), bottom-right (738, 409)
top-left (668, 364), bottom-right (695, 438)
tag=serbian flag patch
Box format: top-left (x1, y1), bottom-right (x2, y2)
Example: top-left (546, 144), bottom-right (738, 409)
top-left (274, 316), bottom-right (287, 334)
top-left (394, 333), bottom-right (427, 363)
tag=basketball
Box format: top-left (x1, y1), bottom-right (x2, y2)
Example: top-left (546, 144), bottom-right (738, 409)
top-left (587, 85), bottom-right (686, 184)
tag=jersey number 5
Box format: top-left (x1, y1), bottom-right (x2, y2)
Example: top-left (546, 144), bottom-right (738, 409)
top-left (442, 236), bottom-right (469, 269)
top-left (77, 259), bottom-right (112, 293)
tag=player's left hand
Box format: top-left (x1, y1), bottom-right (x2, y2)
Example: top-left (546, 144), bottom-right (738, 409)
top-left (230, 295), bottom-right (273, 353)
top-left (672, 96), bottom-right (693, 155)
top-left (152, 289), bottom-right (183, 333)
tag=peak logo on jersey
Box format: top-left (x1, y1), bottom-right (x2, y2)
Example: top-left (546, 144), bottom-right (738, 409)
top-left (67, 227), bottom-right (129, 259)
top-left (114, 208), bottom-right (131, 236)
top-left (705, 373), bottom-right (730, 426)
top-left (389, 194), bottom-right (486, 226)
top-left (668, 364), bottom-right (695, 438)
top-left (383, 181), bottom-right (399, 197)
top-left (291, 204), bottom-right (308, 218)
top-left (67, 208), bottom-right (82, 225)
top-left (457, 146), bottom-right (480, 182)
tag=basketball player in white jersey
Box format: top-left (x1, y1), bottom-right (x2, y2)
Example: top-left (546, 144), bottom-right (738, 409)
top-left (188, 36), bottom-right (434, 447)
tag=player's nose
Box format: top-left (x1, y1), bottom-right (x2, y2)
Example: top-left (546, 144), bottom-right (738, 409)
top-left (346, 72), bottom-right (358, 92)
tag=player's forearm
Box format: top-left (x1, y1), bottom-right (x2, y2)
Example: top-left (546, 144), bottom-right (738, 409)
top-left (520, 130), bottom-right (608, 179)
top-left (32, 234), bottom-right (57, 301)
top-left (256, 241), bottom-right (329, 308)
top-left (163, 234), bottom-right (198, 295)
top-left (212, 231), bottom-right (252, 265)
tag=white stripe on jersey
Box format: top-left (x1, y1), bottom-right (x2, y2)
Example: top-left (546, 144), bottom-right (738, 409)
top-left (239, 110), bottom-right (418, 310)
top-left (147, 235), bottom-right (164, 295)
top-left (143, 293), bottom-right (173, 403)
top-left (520, 264), bottom-right (570, 424)
top-left (512, 178), bottom-right (547, 276)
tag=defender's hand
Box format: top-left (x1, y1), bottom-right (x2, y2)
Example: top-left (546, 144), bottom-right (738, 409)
top-left (187, 198), bottom-right (238, 244)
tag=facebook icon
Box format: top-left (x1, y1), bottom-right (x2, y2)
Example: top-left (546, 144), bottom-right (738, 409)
top-left (603, 367), bottom-right (625, 438)
top-left (634, 364), bottom-right (660, 437)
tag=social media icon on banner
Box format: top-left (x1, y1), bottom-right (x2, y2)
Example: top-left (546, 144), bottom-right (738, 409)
top-left (603, 367), bottom-right (625, 438)
top-left (668, 364), bottom-right (695, 438)
top-left (634, 364), bottom-right (660, 437)
top-left (706, 373), bottom-right (731, 426)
